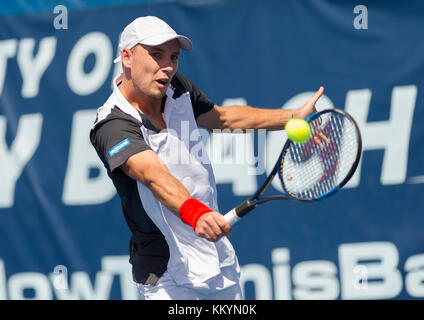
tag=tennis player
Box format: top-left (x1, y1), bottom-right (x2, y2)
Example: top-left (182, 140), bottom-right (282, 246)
top-left (90, 16), bottom-right (324, 300)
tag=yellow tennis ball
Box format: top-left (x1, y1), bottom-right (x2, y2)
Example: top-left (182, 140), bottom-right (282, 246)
top-left (285, 118), bottom-right (311, 144)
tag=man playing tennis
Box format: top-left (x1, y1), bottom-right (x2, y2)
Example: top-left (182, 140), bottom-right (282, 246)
top-left (90, 16), bottom-right (324, 300)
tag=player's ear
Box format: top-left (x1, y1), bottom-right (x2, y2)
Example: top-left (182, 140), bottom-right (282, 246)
top-left (121, 48), bottom-right (132, 68)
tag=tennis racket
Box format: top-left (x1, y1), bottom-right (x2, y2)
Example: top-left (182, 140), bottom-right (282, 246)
top-left (223, 108), bottom-right (362, 225)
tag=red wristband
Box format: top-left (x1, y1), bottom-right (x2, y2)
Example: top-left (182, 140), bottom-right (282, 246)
top-left (179, 198), bottom-right (213, 230)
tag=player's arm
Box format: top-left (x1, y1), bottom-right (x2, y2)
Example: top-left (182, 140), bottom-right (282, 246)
top-left (197, 87), bottom-right (324, 132)
top-left (120, 150), bottom-right (232, 241)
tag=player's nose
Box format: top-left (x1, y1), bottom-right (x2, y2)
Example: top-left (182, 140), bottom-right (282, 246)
top-left (162, 64), bottom-right (174, 74)
top-left (160, 56), bottom-right (176, 73)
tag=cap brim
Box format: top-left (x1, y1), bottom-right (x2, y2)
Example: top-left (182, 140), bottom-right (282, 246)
top-left (113, 34), bottom-right (192, 63)
top-left (141, 34), bottom-right (192, 51)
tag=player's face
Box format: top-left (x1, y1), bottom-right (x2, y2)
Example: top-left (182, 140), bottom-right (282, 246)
top-left (130, 40), bottom-right (180, 100)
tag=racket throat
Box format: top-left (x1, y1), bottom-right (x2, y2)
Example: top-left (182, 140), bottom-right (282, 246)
top-left (235, 199), bottom-right (256, 218)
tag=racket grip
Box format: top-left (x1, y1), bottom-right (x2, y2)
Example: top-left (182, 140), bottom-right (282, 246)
top-left (223, 208), bottom-right (241, 226)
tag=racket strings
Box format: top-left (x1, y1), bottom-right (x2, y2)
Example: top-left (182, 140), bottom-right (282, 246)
top-left (281, 112), bottom-right (358, 199)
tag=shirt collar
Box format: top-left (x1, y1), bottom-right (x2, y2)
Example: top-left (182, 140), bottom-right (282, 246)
top-left (112, 74), bottom-right (143, 122)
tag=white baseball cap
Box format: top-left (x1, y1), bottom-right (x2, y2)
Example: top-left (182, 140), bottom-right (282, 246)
top-left (113, 16), bottom-right (193, 63)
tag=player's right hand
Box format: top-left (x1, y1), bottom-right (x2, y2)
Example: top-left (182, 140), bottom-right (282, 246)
top-left (194, 211), bottom-right (232, 242)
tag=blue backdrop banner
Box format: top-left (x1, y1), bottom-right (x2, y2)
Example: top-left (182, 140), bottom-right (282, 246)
top-left (0, 0), bottom-right (423, 300)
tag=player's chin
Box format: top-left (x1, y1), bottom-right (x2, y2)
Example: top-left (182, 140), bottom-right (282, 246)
top-left (149, 88), bottom-right (167, 99)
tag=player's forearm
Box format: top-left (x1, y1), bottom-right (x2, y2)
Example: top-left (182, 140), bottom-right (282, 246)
top-left (218, 105), bottom-right (299, 131)
top-left (148, 173), bottom-right (230, 240)
top-left (121, 155), bottom-right (225, 239)
top-left (121, 151), bottom-right (191, 216)
top-left (144, 172), bottom-right (191, 215)
top-left (208, 87), bottom-right (324, 132)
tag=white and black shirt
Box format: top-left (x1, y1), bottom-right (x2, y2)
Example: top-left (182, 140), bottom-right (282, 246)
top-left (90, 72), bottom-right (238, 286)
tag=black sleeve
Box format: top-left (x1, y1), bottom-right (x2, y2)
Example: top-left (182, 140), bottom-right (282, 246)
top-left (172, 72), bottom-right (215, 119)
top-left (90, 118), bottom-right (151, 173)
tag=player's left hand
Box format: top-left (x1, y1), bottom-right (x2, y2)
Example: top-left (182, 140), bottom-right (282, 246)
top-left (295, 86), bottom-right (324, 119)
top-left (295, 86), bottom-right (329, 148)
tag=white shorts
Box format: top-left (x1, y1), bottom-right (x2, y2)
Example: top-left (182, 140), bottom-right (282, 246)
top-left (136, 264), bottom-right (243, 300)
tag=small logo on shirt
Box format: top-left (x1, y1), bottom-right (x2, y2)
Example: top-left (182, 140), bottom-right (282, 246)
top-left (109, 138), bottom-right (130, 157)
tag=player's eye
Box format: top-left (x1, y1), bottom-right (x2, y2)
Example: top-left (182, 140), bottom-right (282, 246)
top-left (151, 52), bottom-right (161, 59)
top-left (171, 54), bottom-right (179, 62)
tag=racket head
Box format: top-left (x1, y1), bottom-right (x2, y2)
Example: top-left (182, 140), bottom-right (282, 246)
top-left (277, 108), bottom-right (362, 201)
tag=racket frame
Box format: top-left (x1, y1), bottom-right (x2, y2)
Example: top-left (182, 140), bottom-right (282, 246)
top-left (224, 108), bottom-right (362, 224)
